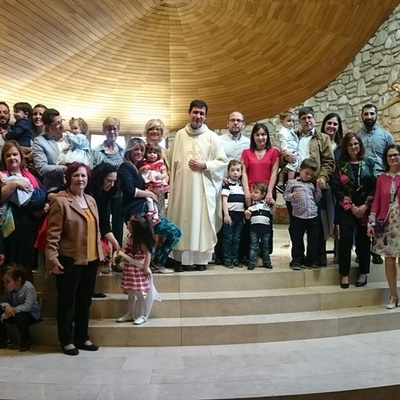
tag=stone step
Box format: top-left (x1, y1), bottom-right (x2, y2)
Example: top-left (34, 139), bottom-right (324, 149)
top-left (34, 263), bottom-right (387, 294)
top-left (28, 305), bottom-right (400, 347)
top-left (39, 282), bottom-right (389, 319)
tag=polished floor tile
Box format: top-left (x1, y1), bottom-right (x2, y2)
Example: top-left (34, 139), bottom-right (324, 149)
top-left (1, 330), bottom-right (400, 399)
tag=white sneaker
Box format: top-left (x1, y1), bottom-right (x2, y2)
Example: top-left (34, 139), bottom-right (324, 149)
top-left (133, 316), bottom-right (147, 325)
top-left (153, 265), bottom-right (173, 274)
top-left (116, 314), bottom-right (133, 323)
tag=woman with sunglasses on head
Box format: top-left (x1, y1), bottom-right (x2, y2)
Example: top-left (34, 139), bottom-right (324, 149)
top-left (367, 144), bottom-right (400, 309)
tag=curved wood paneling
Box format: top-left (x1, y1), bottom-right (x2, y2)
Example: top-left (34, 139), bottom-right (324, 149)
top-left (0, 0), bottom-right (398, 133)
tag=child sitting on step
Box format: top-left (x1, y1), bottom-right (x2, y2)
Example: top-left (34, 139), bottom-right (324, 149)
top-left (0, 264), bottom-right (41, 351)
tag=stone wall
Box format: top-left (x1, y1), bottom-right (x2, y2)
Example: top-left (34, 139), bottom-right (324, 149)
top-left (212, 4), bottom-right (400, 145)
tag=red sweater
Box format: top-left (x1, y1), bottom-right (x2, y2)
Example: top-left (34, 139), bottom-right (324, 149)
top-left (370, 173), bottom-right (400, 220)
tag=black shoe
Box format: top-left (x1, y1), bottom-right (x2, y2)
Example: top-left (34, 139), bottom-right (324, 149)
top-left (355, 277), bottom-right (368, 287)
top-left (214, 258), bottom-right (223, 265)
top-left (340, 276), bottom-right (349, 289)
top-left (92, 293), bottom-right (107, 298)
top-left (62, 345), bottom-right (79, 356)
top-left (372, 254), bottom-right (383, 264)
top-left (247, 264), bottom-right (255, 270)
top-left (196, 264), bottom-right (207, 271)
top-left (263, 263), bottom-right (273, 269)
top-left (174, 263), bottom-right (184, 272)
top-left (76, 342), bottom-right (99, 351)
top-left (19, 341), bottom-right (31, 352)
top-left (315, 262), bottom-right (327, 267)
top-left (340, 283), bottom-right (349, 289)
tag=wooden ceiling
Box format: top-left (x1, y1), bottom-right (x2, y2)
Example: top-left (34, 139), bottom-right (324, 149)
top-left (0, 0), bottom-right (398, 133)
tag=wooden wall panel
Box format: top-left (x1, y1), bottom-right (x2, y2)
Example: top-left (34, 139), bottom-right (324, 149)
top-left (0, 0), bottom-right (398, 133)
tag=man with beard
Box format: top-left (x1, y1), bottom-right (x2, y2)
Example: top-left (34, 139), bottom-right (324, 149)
top-left (357, 103), bottom-right (394, 264)
top-left (0, 102), bottom-right (10, 147)
top-left (167, 99), bottom-right (228, 271)
top-left (357, 103), bottom-right (394, 174)
top-left (219, 111), bottom-right (249, 160)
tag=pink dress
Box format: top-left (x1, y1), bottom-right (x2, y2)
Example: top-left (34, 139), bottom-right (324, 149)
top-left (241, 147), bottom-right (281, 191)
top-left (140, 160), bottom-right (170, 192)
top-left (121, 243), bottom-right (151, 292)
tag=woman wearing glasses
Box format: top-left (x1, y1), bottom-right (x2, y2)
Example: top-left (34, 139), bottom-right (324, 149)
top-left (368, 144), bottom-right (400, 309)
top-left (332, 133), bottom-right (376, 289)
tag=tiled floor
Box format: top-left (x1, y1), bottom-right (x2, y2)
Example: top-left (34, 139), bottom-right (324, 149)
top-left (1, 223), bottom-right (399, 399)
top-left (1, 330), bottom-right (400, 399)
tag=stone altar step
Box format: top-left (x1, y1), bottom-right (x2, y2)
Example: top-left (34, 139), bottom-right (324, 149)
top-left (29, 305), bottom-right (400, 347)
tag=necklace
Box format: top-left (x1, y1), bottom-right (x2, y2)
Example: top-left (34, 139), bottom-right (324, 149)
top-left (389, 172), bottom-right (400, 177)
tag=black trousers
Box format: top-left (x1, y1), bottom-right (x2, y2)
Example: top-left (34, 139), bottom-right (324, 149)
top-left (0, 312), bottom-right (37, 342)
top-left (110, 195), bottom-right (124, 246)
top-left (339, 222), bottom-right (370, 276)
top-left (290, 216), bottom-right (319, 265)
top-left (56, 256), bottom-right (98, 346)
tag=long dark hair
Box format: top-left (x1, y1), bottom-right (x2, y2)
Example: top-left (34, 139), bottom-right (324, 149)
top-left (128, 214), bottom-right (155, 253)
top-left (321, 112), bottom-right (343, 146)
top-left (87, 162), bottom-right (118, 199)
top-left (250, 123), bottom-right (271, 150)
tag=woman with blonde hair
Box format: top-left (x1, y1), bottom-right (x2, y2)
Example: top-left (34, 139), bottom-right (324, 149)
top-left (118, 138), bottom-right (181, 273)
top-left (143, 119), bottom-right (167, 146)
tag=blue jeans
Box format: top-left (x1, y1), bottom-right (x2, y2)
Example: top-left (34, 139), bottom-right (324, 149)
top-left (222, 219), bottom-right (243, 264)
top-left (153, 216), bottom-right (182, 267)
top-left (249, 226), bottom-right (271, 266)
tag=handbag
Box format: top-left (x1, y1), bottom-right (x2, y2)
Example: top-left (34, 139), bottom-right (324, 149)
top-left (374, 219), bottom-right (386, 235)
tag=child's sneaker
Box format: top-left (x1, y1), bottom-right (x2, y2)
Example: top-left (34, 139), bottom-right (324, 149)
top-left (263, 262), bottom-right (273, 269)
top-left (133, 316), bottom-right (147, 325)
top-left (19, 340), bottom-right (31, 352)
top-left (292, 263), bottom-right (302, 271)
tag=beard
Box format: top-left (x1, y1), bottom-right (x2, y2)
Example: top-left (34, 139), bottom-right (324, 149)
top-left (363, 118), bottom-right (376, 128)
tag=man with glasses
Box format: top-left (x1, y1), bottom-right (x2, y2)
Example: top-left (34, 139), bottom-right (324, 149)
top-left (33, 108), bottom-right (68, 191)
top-left (357, 103), bottom-right (394, 264)
top-left (219, 111), bottom-right (249, 160)
top-left (213, 112), bottom-right (250, 265)
top-left (285, 106), bottom-right (335, 268)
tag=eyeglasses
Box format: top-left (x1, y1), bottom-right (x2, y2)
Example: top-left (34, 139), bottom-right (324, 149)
top-left (229, 119), bottom-right (244, 123)
top-left (387, 153), bottom-right (400, 158)
top-left (104, 126), bottom-right (118, 132)
top-left (50, 119), bottom-right (64, 127)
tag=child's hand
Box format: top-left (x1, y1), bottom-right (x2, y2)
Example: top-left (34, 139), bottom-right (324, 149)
top-left (292, 191), bottom-right (302, 200)
top-left (244, 209), bottom-right (251, 220)
top-left (224, 215), bottom-right (232, 225)
top-left (143, 266), bottom-right (152, 276)
top-left (43, 203), bottom-right (50, 213)
top-left (0, 172), bottom-right (7, 185)
top-left (4, 306), bottom-right (15, 318)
